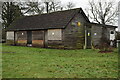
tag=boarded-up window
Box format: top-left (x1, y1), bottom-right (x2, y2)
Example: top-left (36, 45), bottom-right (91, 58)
top-left (16, 31), bottom-right (27, 40)
top-left (16, 31), bottom-right (27, 44)
top-left (48, 29), bottom-right (62, 40)
top-left (7, 31), bottom-right (14, 40)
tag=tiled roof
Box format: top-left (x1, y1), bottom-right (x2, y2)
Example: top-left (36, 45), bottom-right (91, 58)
top-left (7, 8), bottom-right (90, 31)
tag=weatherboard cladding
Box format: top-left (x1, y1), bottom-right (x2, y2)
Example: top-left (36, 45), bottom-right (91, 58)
top-left (6, 8), bottom-right (117, 49)
top-left (8, 8), bottom-right (85, 31)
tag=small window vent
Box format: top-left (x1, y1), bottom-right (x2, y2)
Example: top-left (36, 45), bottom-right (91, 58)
top-left (110, 31), bottom-right (114, 34)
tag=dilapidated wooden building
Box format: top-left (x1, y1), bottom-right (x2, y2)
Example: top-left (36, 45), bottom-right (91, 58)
top-left (6, 8), bottom-right (117, 49)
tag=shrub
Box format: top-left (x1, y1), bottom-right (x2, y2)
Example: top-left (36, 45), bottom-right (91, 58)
top-left (98, 37), bottom-right (113, 53)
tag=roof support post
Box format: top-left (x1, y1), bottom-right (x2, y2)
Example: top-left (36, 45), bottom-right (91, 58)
top-left (14, 31), bottom-right (16, 46)
top-left (84, 26), bottom-right (87, 49)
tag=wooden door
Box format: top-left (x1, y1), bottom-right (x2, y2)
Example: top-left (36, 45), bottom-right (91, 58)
top-left (27, 31), bottom-right (32, 44)
top-left (86, 29), bottom-right (91, 49)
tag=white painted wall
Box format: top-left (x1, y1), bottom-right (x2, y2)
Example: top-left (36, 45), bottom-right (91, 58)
top-left (110, 30), bottom-right (115, 40)
top-left (7, 31), bottom-right (14, 40)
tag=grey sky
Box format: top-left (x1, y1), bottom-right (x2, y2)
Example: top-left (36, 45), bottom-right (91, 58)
top-left (61, 0), bottom-right (119, 9)
top-left (61, 0), bottom-right (89, 9)
top-left (0, 0), bottom-right (119, 9)
top-left (0, 0), bottom-right (119, 26)
top-left (60, 0), bottom-right (119, 26)
top-left (60, 0), bottom-right (119, 28)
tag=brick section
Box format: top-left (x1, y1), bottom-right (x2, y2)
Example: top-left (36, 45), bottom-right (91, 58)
top-left (32, 40), bottom-right (44, 47)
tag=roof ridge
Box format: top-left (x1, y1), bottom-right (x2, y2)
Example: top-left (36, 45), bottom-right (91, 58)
top-left (25, 8), bottom-right (81, 17)
top-left (7, 7), bottom-right (88, 31)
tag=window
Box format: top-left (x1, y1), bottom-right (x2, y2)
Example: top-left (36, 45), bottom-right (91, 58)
top-left (94, 33), bottom-right (97, 36)
top-left (48, 29), bottom-right (62, 40)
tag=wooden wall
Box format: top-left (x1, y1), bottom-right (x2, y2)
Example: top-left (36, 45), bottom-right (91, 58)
top-left (62, 12), bottom-right (88, 49)
top-left (91, 25), bottom-right (115, 47)
top-left (32, 31), bottom-right (44, 47)
top-left (46, 12), bottom-right (90, 49)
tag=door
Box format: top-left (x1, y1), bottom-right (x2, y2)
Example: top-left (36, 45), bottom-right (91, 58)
top-left (86, 28), bottom-right (91, 49)
top-left (27, 31), bottom-right (32, 44)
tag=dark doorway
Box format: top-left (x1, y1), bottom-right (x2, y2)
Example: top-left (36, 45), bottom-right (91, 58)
top-left (27, 31), bottom-right (32, 44)
top-left (86, 28), bottom-right (91, 49)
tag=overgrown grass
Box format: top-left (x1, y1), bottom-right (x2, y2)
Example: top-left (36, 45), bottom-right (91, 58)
top-left (2, 44), bottom-right (118, 78)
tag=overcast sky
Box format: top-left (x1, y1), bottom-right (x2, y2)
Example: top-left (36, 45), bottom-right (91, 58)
top-left (61, 0), bottom-right (89, 9)
top-left (61, 0), bottom-right (119, 9)
top-left (0, 0), bottom-right (119, 26)
top-left (60, 0), bottom-right (119, 28)
top-left (0, 0), bottom-right (119, 9)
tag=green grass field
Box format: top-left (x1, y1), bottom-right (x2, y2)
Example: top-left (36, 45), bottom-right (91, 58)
top-left (2, 44), bottom-right (118, 78)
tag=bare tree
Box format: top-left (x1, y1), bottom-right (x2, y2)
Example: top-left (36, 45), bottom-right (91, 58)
top-left (86, 0), bottom-right (117, 49)
top-left (20, 0), bottom-right (45, 15)
top-left (42, 0), bottom-right (49, 13)
top-left (42, 0), bottom-right (62, 13)
top-left (2, 2), bottom-right (23, 28)
top-left (65, 2), bottom-right (75, 10)
top-left (50, 0), bottom-right (62, 12)
top-left (86, 0), bottom-right (117, 25)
